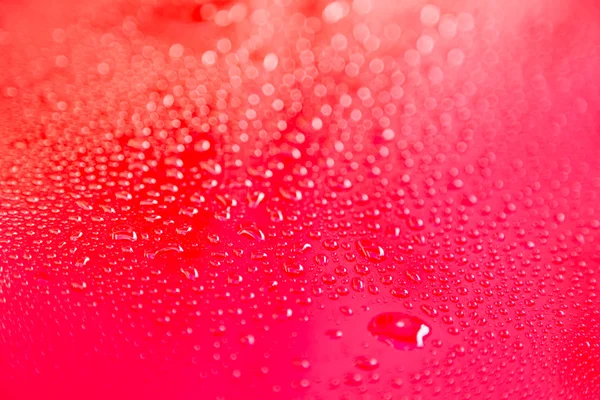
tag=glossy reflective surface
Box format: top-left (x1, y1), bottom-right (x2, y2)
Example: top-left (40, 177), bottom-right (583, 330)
top-left (1, 0), bottom-right (600, 399)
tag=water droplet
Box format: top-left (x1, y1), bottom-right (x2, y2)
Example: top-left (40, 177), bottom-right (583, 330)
top-left (180, 267), bottom-right (199, 281)
top-left (145, 244), bottom-right (183, 260)
top-left (71, 282), bottom-right (87, 291)
top-left (237, 223), bottom-right (265, 241)
top-left (75, 257), bottom-right (90, 267)
top-left (354, 356), bottom-right (379, 371)
top-left (283, 261), bottom-right (304, 276)
top-left (368, 312), bottom-right (432, 350)
top-left (111, 226), bottom-right (138, 241)
top-left (279, 186), bottom-right (302, 202)
top-left (325, 329), bottom-right (343, 339)
top-left (356, 239), bottom-right (385, 262)
top-left (247, 191), bottom-right (265, 208)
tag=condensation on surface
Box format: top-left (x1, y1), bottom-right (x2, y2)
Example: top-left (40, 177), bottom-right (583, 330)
top-left (1, 0), bottom-right (600, 399)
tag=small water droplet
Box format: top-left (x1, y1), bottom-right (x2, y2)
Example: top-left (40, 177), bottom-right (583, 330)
top-left (75, 257), bottom-right (90, 267)
top-left (71, 282), bottom-right (87, 291)
top-left (237, 223), bottom-right (265, 241)
top-left (145, 244), bottom-right (183, 260)
top-left (283, 261), bottom-right (304, 276)
top-left (111, 225), bottom-right (138, 241)
top-left (354, 356), bottom-right (379, 371)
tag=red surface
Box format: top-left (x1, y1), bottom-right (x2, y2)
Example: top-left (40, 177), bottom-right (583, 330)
top-left (1, 0), bottom-right (600, 399)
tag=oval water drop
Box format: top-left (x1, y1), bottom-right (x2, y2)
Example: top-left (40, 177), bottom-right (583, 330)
top-left (368, 312), bottom-right (432, 350)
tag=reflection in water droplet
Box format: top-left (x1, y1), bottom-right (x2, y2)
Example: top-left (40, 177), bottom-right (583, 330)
top-left (368, 312), bottom-right (431, 350)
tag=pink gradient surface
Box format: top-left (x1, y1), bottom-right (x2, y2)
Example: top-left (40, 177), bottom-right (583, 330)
top-left (1, 0), bottom-right (600, 399)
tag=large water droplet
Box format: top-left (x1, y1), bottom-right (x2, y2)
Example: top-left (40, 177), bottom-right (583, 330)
top-left (367, 312), bottom-right (432, 350)
top-left (356, 239), bottom-right (385, 262)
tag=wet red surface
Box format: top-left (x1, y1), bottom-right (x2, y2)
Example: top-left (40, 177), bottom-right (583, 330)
top-left (1, 0), bottom-right (600, 399)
